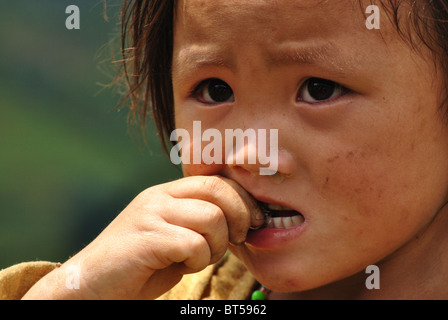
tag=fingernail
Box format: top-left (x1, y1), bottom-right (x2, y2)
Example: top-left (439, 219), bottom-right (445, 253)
top-left (255, 209), bottom-right (265, 221)
top-left (230, 234), bottom-right (246, 246)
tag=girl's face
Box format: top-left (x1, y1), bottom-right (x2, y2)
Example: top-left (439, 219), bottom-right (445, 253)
top-left (172, 0), bottom-right (448, 294)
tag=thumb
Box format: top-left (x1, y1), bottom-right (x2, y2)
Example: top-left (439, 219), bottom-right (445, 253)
top-left (218, 177), bottom-right (265, 244)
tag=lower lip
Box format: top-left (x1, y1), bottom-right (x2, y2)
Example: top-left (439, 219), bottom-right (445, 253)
top-left (245, 222), bottom-right (306, 249)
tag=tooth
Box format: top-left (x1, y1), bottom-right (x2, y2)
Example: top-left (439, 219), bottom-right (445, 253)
top-left (291, 215), bottom-right (304, 225)
top-left (261, 213), bottom-right (305, 229)
top-left (282, 216), bottom-right (292, 228)
top-left (273, 217), bottom-right (283, 228)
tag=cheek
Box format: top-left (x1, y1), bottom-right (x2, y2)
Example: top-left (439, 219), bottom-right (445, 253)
top-left (318, 136), bottom-right (447, 233)
top-left (175, 108), bottom-right (231, 177)
top-left (178, 135), bottom-right (227, 177)
top-left (300, 148), bottom-right (416, 276)
top-left (321, 148), bottom-right (390, 217)
top-left (182, 163), bottom-right (224, 177)
top-left (315, 97), bottom-right (448, 223)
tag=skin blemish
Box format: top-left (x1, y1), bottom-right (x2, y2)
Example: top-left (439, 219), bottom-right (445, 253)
top-left (345, 148), bottom-right (369, 162)
top-left (327, 155), bottom-right (340, 163)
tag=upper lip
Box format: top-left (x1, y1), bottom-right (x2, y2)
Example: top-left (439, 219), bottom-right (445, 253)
top-left (220, 172), bottom-right (302, 214)
top-left (248, 192), bottom-right (300, 214)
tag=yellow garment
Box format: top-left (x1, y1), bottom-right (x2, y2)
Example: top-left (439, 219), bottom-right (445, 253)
top-left (0, 254), bottom-right (256, 300)
top-left (158, 253), bottom-right (256, 299)
top-left (0, 261), bottom-right (61, 300)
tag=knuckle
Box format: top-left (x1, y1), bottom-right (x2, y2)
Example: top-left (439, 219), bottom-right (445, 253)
top-left (229, 224), bottom-right (247, 245)
top-left (137, 185), bottom-right (162, 200)
top-left (187, 233), bottom-right (209, 256)
top-left (201, 176), bottom-right (226, 195)
top-left (210, 243), bottom-right (228, 264)
top-left (199, 202), bottom-right (225, 226)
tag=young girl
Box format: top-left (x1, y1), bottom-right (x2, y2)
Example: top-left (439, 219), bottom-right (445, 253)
top-left (3, 0), bottom-right (448, 299)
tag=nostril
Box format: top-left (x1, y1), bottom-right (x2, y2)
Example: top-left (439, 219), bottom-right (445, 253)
top-left (229, 164), bottom-right (256, 176)
top-left (272, 171), bottom-right (287, 184)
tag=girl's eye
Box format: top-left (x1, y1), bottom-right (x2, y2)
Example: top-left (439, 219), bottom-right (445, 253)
top-left (297, 78), bottom-right (347, 104)
top-left (193, 78), bottom-right (234, 104)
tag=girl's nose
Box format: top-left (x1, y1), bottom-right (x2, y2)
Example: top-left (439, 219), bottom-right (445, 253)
top-left (225, 135), bottom-right (294, 183)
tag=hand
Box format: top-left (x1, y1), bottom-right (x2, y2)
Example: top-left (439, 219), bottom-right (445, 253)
top-left (22, 176), bottom-right (264, 299)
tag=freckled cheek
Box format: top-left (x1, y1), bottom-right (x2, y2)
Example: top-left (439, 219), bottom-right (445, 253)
top-left (319, 156), bottom-right (390, 217)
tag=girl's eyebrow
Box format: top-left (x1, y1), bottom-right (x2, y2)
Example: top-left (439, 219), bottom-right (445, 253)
top-left (173, 42), bottom-right (358, 79)
top-left (268, 42), bottom-right (350, 70)
top-left (173, 46), bottom-right (236, 77)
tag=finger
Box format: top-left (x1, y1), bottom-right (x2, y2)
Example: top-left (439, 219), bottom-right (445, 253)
top-left (217, 176), bottom-right (265, 229)
top-left (146, 223), bottom-right (212, 272)
top-left (162, 198), bottom-right (229, 264)
top-left (163, 176), bottom-right (263, 244)
top-left (139, 264), bottom-right (184, 300)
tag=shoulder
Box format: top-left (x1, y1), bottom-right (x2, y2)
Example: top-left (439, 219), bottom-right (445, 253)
top-left (0, 261), bottom-right (61, 300)
top-left (157, 253), bottom-right (256, 300)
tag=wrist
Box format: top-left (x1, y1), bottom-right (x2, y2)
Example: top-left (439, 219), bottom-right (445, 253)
top-left (22, 262), bottom-right (86, 300)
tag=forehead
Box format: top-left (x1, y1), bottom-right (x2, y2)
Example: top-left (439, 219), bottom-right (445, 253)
top-left (172, 0), bottom-right (400, 80)
top-left (174, 0), bottom-right (367, 44)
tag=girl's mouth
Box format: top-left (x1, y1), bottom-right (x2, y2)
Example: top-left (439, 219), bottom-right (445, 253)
top-left (245, 200), bottom-right (307, 249)
top-left (257, 201), bottom-right (305, 229)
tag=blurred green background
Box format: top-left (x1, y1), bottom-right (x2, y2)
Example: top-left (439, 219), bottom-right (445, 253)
top-left (0, 0), bottom-right (181, 269)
